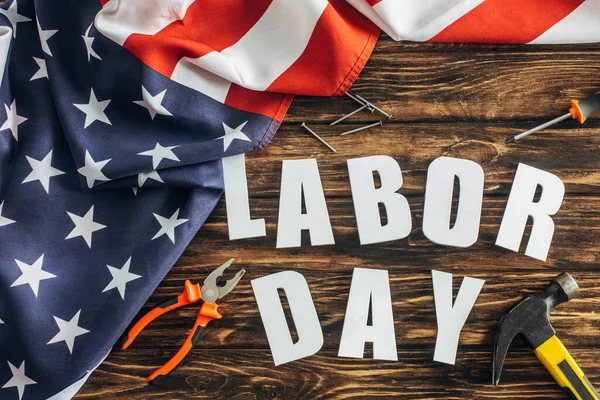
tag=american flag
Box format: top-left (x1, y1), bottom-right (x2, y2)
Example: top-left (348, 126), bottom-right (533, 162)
top-left (351, 0), bottom-right (600, 43)
top-left (0, 0), bottom-right (596, 398)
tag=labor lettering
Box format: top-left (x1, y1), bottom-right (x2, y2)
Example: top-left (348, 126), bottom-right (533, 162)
top-left (223, 154), bottom-right (565, 262)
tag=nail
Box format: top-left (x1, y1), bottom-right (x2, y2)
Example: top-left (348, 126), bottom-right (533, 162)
top-left (330, 104), bottom-right (369, 126)
top-left (345, 92), bottom-right (375, 112)
top-left (301, 122), bottom-right (337, 153)
top-left (355, 95), bottom-right (392, 119)
top-left (340, 121), bottom-right (383, 136)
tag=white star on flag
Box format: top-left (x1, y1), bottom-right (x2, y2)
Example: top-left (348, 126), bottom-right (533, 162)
top-left (0, 201), bottom-right (16, 228)
top-left (216, 121), bottom-right (251, 151)
top-left (65, 205), bottom-right (106, 248)
top-left (30, 57), bottom-right (48, 81)
top-left (47, 310), bottom-right (90, 354)
top-left (102, 257), bottom-right (141, 300)
top-left (1, 361), bottom-right (36, 400)
top-left (0, 0), bottom-right (31, 39)
top-left (82, 23), bottom-right (101, 62)
top-left (11, 255), bottom-right (56, 298)
top-left (22, 150), bottom-right (65, 193)
top-left (133, 86), bottom-right (172, 119)
top-left (1, 100), bottom-right (28, 141)
top-left (152, 208), bottom-right (188, 244)
top-left (73, 88), bottom-right (111, 128)
top-left (138, 170), bottom-right (163, 187)
top-left (132, 187), bottom-right (138, 196)
top-left (36, 17), bottom-right (58, 57)
top-left (78, 150), bottom-right (110, 188)
top-left (138, 142), bottom-right (180, 169)
top-left (0, 318), bottom-right (3, 324)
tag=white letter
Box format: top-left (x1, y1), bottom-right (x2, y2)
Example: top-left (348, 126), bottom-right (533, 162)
top-left (338, 268), bottom-right (397, 361)
top-left (495, 163), bottom-right (565, 261)
top-left (347, 156), bottom-right (412, 245)
top-left (423, 157), bottom-right (484, 247)
top-left (432, 270), bottom-right (484, 365)
top-left (222, 154), bottom-right (266, 240)
top-left (251, 271), bottom-right (323, 365)
top-left (276, 159), bottom-right (334, 248)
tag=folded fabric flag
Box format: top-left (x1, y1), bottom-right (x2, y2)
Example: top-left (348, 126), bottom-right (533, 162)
top-left (349, 0), bottom-right (600, 43)
top-left (0, 0), bottom-right (597, 399)
top-left (0, 0), bottom-right (375, 399)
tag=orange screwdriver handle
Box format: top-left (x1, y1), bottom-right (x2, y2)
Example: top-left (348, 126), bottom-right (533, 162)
top-left (120, 280), bottom-right (202, 350)
top-left (570, 91), bottom-right (600, 124)
top-left (147, 302), bottom-right (222, 384)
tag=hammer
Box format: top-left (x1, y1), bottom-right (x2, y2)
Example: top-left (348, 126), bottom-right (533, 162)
top-left (492, 273), bottom-right (598, 400)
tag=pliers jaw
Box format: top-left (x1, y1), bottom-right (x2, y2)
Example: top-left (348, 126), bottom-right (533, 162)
top-left (201, 258), bottom-right (246, 303)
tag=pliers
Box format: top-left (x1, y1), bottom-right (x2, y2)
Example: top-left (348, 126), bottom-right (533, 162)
top-left (120, 259), bottom-right (245, 384)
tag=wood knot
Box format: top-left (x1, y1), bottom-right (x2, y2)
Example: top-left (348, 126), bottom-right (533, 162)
top-left (445, 139), bottom-right (499, 165)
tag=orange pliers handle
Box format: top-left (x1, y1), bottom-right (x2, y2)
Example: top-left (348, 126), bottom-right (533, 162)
top-left (147, 302), bottom-right (221, 384)
top-left (120, 280), bottom-right (222, 384)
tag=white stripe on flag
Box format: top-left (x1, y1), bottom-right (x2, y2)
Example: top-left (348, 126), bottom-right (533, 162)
top-left (171, 59), bottom-right (232, 103)
top-left (347, 0), bottom-right (396, 40)
top-left (529, 0), bottom-right (600, 44)
top-left (170, 0), bottom-right (328, 96)
top-left (0, 26), bottom-right (12, 89)
top-left (95, 0), bottom-right (195, 46)
top-left (369, 0), bottom-right (485, 42)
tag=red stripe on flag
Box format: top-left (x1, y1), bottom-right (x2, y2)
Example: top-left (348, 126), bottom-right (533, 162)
top-left (225, 85), bottom-right (291, 123)
top-left (266, 0), bottom-right (379, 96)
top-left (225, 0), bottom-right (377, 120)
top-left (99, 0), bottom-right (109, 5)
top-left (366, 0), bottom-right (382, 6)
top-left (430, 0), bottom-right (584, 44)
top-left (123, 0), bottom-right (272, 77)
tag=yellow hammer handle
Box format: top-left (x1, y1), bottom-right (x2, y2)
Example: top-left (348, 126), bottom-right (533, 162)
top-left (534, 335), bottom-right (599, 400)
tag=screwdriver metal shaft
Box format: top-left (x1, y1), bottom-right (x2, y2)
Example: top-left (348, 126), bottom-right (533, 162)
top-left (505, 113), bottom-right (571, 144)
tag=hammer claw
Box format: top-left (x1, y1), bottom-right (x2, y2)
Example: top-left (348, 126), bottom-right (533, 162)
top-left (491, 321), bottom-right (519, 386)
top-left (491, 273), bottom-right (597, 399)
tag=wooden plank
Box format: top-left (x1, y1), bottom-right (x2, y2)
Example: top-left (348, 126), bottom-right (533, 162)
top-left (247, 122), bottom-right (600, 196)
top-left (181, 195), bottom-right (600, 271)
top-left (108, 270), bottom-right (600, 351)
top-left (285, 38), bottom-right (600, 123)
top-left (78, 349), bottom-right (599, 399)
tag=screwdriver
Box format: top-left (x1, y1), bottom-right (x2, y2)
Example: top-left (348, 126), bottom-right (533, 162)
top-left (505, 91), bottom-right (600, 144)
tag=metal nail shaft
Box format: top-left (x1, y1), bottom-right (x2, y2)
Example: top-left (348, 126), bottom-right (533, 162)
top-left (505, 113), bottom-right (572, 143)
top-left (330, 104), bottom-right (369, 126)
top-left (340, 121), bottom-right (383, 136)
top-left (356, 95), bottom-right (392, 119)
top-left (345, 92), bottom-right (374, 112)
top-left (301, 122), bottom-right (336, 153)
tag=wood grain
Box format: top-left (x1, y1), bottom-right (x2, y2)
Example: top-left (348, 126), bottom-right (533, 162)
top-left (78, 35), bottom-right (600, 399)
top-left (286, 41), bottom-right (600, 123)
top-left (245, 123), bottom-right (600, 196)
top-left (79, 350), bottom-right (599, 400)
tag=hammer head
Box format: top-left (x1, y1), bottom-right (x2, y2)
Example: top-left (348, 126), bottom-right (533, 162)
top-left (492, 272), bottom-right (580, 385)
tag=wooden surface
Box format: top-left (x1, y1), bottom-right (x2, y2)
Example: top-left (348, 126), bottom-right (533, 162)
top-left (78, 37), bottom-right (600, 399)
